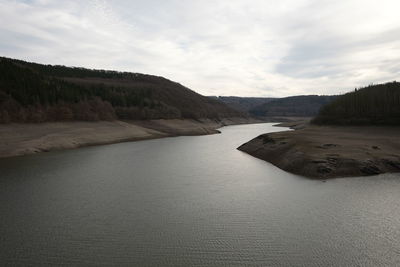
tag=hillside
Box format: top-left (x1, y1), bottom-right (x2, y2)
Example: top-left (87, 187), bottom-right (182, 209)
top-left (249, 95), bottom-right (337, 118)
top-left (0, 57), bottom-right (244, 123)
top-left (211, 96), bottom-right (276, 114)
top-left (313, 82), bottom-right (400, 125)
top-left (239, 81), bottom-right (400, 178)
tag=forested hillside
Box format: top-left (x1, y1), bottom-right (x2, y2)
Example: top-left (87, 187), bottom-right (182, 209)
top-left (211, 96), bottom-right (276, 114)
top-left (0, 57), bottom-right (244, 123)
top-left (312, 82), bottom-right (400, 125)
top-left (249, 95), bottom-right (337, 118)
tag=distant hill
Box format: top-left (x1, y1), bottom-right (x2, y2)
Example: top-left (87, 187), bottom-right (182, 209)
top-left (0, 57), bottom-right (244, 123)
top-left (211, 96), bottom-right (276, 114)
top-left (312, 82), bottom-right (400, 125)
top-left (249, 95), bottom-right (337, 118)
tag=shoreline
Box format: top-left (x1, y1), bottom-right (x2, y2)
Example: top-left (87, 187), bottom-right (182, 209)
top-left (238, 124), bottom-right (400, 179)
top-left (0, 117), bottom-right (260, 159)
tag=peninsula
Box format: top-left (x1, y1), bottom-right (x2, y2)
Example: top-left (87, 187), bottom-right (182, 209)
top-left (239, 82), bottom-right (400, 178)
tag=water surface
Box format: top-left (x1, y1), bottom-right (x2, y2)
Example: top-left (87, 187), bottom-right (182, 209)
top-left (1, 123), bottom-right (400, 266)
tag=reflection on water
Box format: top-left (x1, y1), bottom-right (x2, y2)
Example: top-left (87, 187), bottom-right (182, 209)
top-left (1, 123), bottom-right (400, 266)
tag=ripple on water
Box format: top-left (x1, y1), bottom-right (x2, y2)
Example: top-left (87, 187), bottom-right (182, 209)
top-left (0, 123), bottom-right (400, 266)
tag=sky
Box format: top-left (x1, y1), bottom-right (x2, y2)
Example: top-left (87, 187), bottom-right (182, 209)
top-left (1, 0), bottom-right (400, 97)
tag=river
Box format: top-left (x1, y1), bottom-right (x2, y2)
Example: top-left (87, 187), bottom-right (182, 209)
top-left (1, 123), bottom-right (400, 266)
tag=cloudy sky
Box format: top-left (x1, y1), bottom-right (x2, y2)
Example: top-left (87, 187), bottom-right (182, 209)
top-left (1, 0), bottom-right (399, 97)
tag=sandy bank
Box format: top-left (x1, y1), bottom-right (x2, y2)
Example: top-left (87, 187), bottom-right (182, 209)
top-left (238, 125), bottom-right (400, 179)
top-left (0, 117), bottom-right (259, 159)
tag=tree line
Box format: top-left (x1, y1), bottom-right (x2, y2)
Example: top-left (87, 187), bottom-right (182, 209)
top-left (0, 57), bottom-right (241, 123)
top-left (312, 81), bottom-right (400, 125)
top-left (249, 95), bottom-right (337, 117)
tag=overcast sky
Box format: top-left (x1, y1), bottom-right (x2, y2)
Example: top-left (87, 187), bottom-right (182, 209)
top-left (1, 0), bottom-right (399, 97)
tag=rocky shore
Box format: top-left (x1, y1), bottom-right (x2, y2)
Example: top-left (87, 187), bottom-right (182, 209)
top-left (238, 124), bottom-right (400, 179)
top-left (0, 117), bottom-right (259, 159)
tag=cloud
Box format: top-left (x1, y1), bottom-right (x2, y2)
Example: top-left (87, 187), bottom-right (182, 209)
top-left (0, 0), bottom-right (399, 97)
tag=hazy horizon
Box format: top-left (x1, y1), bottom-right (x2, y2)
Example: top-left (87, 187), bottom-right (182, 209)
top-left (1, 0), bottom-right (399, 97)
